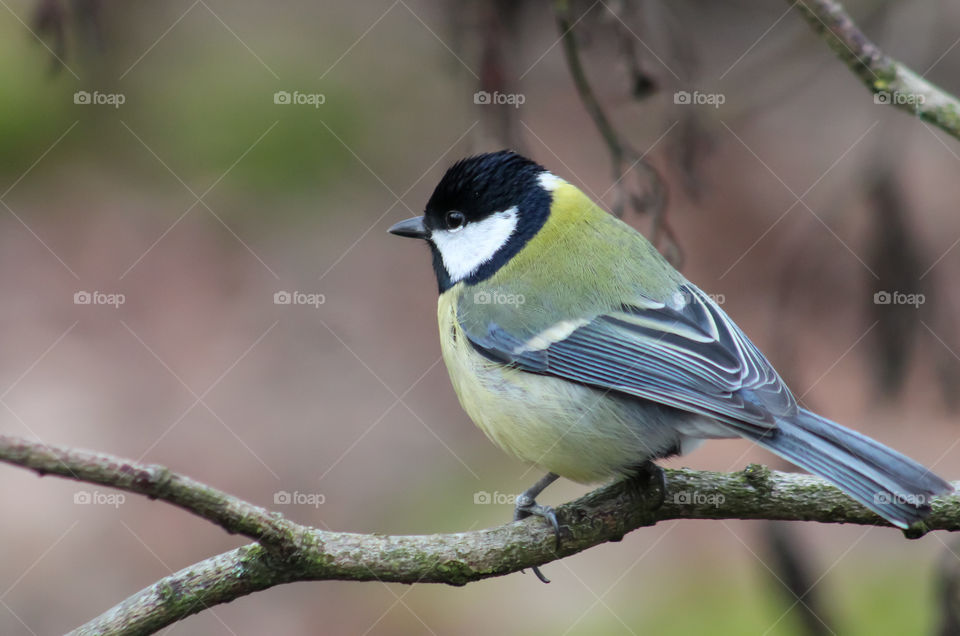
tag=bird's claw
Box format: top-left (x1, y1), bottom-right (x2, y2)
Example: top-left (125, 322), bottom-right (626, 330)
top-left (531, 565), bottom-right (551, 584)
top-left (513, 473), bottom-right (561, 584)
top-left (514, 498), bottom-right (561, 542)
top-left (514, 495), bottom-right (561, 584)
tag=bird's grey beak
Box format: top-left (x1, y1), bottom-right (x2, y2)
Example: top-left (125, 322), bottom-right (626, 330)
top-left (388, 216), bottom-right (430, 239)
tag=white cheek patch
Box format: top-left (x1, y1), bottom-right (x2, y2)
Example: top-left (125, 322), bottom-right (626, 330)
top-left (431, 207), bottom-right (519, 283)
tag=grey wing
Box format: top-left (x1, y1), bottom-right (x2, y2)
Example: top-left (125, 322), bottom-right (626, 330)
top-left (466, 284), bottom-right (797, 435)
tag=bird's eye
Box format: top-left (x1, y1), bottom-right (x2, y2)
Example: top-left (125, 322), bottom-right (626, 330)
top-left (445, 211), bottom-right (465, 231)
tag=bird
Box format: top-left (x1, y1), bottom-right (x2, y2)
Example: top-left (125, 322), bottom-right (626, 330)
top-left (388, 150), bottom-right (952, 578)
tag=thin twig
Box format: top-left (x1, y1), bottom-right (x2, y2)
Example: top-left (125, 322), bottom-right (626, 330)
top-left (555, 1), bottom-right (627, 181)
top-left (553, 0), bottom-right (674, 262)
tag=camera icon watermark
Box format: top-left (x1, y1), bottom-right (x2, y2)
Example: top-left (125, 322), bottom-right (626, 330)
top-left (273, 90), bottom-right (325, 108)
top-left (473, 90), bottom-right (525, 108)
top-left (273, 290), bottom-right (325, 308)
top-left (473, 490), bottom-right (517, 505)
top-left (673, 90), bottom-right (725, 108)
top-left (273, 490), bottom-right (326, 507)
top-left (873, 290), bottom-right (924, 308)
top-left (74, 90), bottom-right (125, 108)
top-left (672, 490), bottom-right (725, 507)
top-left (473, 291), bottom-right (525, 306)
top-left (74, 490), bottom-right (126, 508)
top-left (74, 290), bottom-right (125, 308)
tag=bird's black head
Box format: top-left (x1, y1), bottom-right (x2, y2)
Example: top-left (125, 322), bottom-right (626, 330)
top-left (388, 150), bottom-right (556, 292)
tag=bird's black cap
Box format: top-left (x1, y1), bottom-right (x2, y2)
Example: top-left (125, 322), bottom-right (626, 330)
top-left (423, 150), bottom-right (547, 231)
top-left (422, 150), bottom-right (552, 291)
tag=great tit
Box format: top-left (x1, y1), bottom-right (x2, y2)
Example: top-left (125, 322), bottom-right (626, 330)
top-left (388, 150), bottom-right (952, 560)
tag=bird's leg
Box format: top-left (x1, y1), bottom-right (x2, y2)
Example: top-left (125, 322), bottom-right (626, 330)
top-left (514, 472), bottom-right (561, 530)
top-left (629, 461), bottom-right (666, 509)
top-left (514, 472), bottom-right (560, 584)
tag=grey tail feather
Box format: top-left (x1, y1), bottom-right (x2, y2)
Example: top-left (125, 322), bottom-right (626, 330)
top-left (743, 408), bottom-right (953, 528)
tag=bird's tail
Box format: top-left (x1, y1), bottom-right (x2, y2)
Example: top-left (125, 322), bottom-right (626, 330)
top-left (743, 409), bottom-right (953, 528)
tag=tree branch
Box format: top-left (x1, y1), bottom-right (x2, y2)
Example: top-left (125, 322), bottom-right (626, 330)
top-left (792, 0), bottom-right (960, 141)
top-left (0, 435), bottom-right (957, 634)
top-left (0, 435), bottom-right (301, 553)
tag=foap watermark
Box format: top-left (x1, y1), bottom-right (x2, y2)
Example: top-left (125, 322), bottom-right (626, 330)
top-left (74, 290), bottom-right (125, 308)
top-left (674, 90), bottom-right (725, 108)
top-left (273, 90), bottom-right (325, 108)
top-left (273, 490), bottom-right (326, 508)
top-left (473, 291), bottom-right (525, 306)
top-left (473, 490), bottom-right (518, 505)
top-left (677, 289), bottom-right (725, 307)
top-left (874, 492), bottom-right (930, 506)
top-left (874, 91), bottom-right (926, 107)
top-left (874, 290), bottom-right (925, 308)
top-left (672, 490), bottom-right (725, 507)
top-left (274, 290), bottom-right (325, 308)
top-left (474, 90), bottom-right (525, 108)
top-left (74, 490), bottom-right (126, 508)
top-left (74, 90), bottom-right (125, 108)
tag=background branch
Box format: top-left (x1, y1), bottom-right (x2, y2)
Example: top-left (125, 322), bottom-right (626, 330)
top-left (792, 0), bottom-right (960, 141)
top-left (553, 0), bottom-right (671, 251)
top-left (0, 435), bottom-right (956, 634)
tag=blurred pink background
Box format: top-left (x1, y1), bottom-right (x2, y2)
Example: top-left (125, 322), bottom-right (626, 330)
top-left (1, 1), bottom-right (959, 634)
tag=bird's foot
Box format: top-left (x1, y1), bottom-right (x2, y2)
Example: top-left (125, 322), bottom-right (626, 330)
top-left (513, 496), bottom-right (561, 536)
top-left (630, 462), bottom-right (667, 510)
top-left (513, 473), bottom-right (561, 583)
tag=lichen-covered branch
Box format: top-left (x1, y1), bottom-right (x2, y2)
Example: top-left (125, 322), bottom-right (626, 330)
top-left (0, 435), bottom-right (957, 635)
top-left (792, 0), bottom-right (960, 141)
top-left (0, 435), bottom-right (301, 553)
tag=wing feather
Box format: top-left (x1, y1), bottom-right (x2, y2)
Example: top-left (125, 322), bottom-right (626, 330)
top-left (465, 284), bottom-right (796, 433)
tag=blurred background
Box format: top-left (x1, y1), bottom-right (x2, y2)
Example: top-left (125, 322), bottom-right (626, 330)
top-left (1, 0), bottom-right (960, 634)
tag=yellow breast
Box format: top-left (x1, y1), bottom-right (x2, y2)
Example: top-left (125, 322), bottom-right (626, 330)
top-left (437, 287), bottom-right (664, 483)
